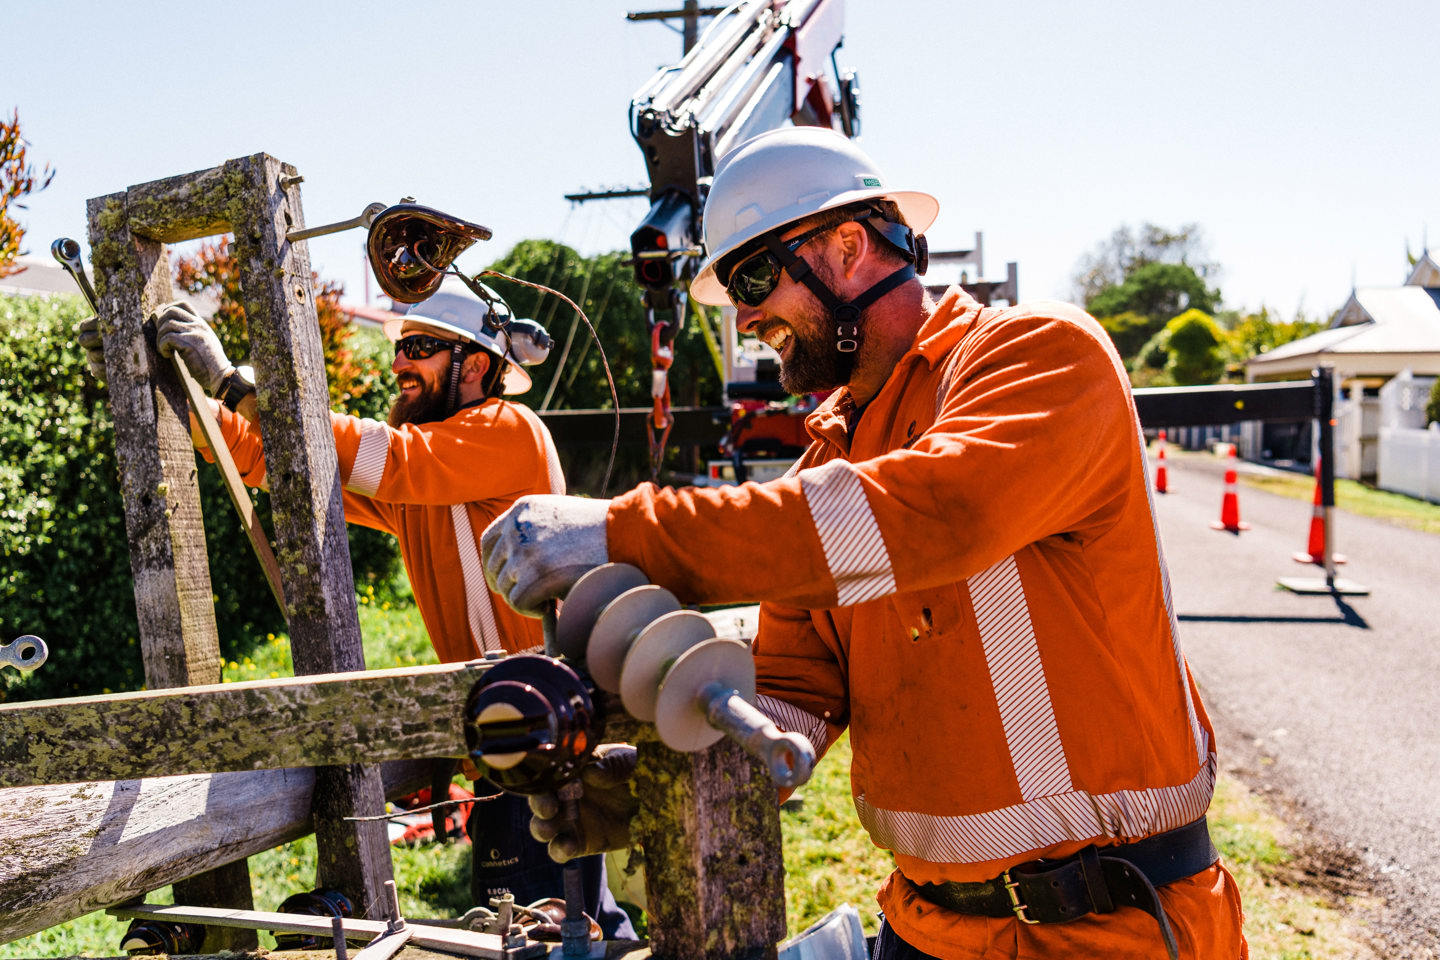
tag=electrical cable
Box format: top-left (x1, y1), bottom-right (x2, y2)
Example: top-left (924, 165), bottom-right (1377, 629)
top-left (480, 268), bottom-right (621, 497)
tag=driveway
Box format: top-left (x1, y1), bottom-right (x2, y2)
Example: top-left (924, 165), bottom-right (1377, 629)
top-left (1153, 448), bottom-right (1440, 957)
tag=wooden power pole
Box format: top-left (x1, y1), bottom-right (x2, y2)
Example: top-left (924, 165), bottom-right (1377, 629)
top-left (85, 153), bottom-right (394, 936)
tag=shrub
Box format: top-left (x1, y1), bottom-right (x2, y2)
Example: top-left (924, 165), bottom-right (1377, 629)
top-left (0, 289), bottom-right (402, 703)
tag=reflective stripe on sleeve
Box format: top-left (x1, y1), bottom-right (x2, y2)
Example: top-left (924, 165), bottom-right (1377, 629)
top-left (968, 554), bottom-right (1073, 801)
top-left (346, 418), bottom-right (390, 496)
top-left (451, 504), bottom-right (501, 654)
top-left (799, 459), bottom-right (896, 606)
top-left (855, 753), bottom-right (1216, 866)
top-left (755, 694), bottom-right (830, 760)
top-left (1137, 429), bottom-right (1208, 766)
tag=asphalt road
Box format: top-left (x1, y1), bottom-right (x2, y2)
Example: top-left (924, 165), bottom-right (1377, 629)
top-left (1152, 448), bottom-right (1440, 957)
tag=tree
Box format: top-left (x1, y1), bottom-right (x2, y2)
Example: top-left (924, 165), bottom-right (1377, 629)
top-left (1089, 261), bottom-right (1221, 326)
top-left (1129, 309), bottom-right (1226, 387)
top-left (1071, 222), bottom-right (1217, 307)
top-left (1219, 307), bottom-right (1323, 376)
top-left (482, 240), bottom-right (725, 492)
top-left (1426, 376), bottom-right (1440, 427)
top-left (1164, 310), bottom-right (1226, 385)
top-left (1075, 224), bottom-right (1223, 369)
top-left (0, 108), bottom-right (54, 278)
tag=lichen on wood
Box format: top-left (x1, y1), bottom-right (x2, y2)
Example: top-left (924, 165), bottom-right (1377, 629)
top-left (634, 734), bottom-right (785, 960)
top-left (0, 661), bottom-right (487, 789)
top-left (79, 153), bottom-right (390, 925)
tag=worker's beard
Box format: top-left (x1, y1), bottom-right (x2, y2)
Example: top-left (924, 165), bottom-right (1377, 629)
top-left (388, 373), bottom-right (450, 427)
top-left (777, 264), bottom-right (847, 396)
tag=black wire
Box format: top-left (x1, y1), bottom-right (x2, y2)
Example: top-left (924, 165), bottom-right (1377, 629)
top-left (481, 269), bottom-right (621, 496)
top-left (402, 249), bottom-right (622, 495)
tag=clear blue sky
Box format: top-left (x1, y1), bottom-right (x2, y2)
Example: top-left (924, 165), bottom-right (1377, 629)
top-left (7, 1), bottom-right (1437, 322)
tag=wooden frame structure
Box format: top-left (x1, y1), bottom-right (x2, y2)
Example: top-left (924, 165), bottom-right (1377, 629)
top-left (0, 155), bottom-right (788, 960)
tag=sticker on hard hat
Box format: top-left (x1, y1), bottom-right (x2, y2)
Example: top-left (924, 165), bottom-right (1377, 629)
top-left (861, 177), bottom-right (881, 187)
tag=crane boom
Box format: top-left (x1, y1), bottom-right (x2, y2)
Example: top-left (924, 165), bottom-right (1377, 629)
top-left (626, 0), bottom-right (859, 474)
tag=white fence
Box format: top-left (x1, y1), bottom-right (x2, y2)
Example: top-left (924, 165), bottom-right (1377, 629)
top-left (1378, 425), bottom-right (1440, 503)
top-left (1376, 371), bottom-right (1440, 502)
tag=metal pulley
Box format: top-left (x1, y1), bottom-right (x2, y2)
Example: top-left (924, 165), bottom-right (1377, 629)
top-left (271, 889), bottom-right (354, 951)
top-left (463, 655), bottom-right (599, 795)
top-left (119, 919), bottom-right (206, 956)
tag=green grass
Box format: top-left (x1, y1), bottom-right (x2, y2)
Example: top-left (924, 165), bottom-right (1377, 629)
top-left (1241, 468), bottom-right (1440, 535)
top-left (0, 578), bottom-right (448, 959)
top-left (781, 733), bottom-right (893, 936)
top-left (1, 578), bottom-right (1384, 958)
top-left (1208, 775), bottom-right (1379, 958)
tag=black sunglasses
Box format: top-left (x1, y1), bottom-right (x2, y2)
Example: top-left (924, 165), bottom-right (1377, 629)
top-left (395, 333), bottom-right (467, 361)
top-left (722, 223), bottom-right (836, 308)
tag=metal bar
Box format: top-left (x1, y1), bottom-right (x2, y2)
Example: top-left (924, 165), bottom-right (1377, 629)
top-left (107, 904), bottom-right (542, 959)
top-left (1316, 365), bottom-right (1337, 583)
top-left (1133, 380), bottom-right (1316, 428)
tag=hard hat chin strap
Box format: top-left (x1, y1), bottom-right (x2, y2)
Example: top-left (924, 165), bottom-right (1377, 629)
top-left (445, 343), bottom-right (466, 416)
top-left (765, 226), bottom-right (916, 380)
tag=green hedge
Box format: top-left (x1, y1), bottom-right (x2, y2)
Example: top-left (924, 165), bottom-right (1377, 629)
top-left (0, 292), bottom-right (401, 702)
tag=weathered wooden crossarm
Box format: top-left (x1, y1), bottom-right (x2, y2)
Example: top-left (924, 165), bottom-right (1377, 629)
top-left (0, 760), bottom-right (434, 945)
top-left (0, 661), bottom-right (491, 790)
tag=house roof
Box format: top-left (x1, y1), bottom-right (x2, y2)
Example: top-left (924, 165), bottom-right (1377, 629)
top-left (1247, 285), bottom-right (1440, 372)
top-left (0, 255), bottom-right (81, 297)
top-left (339, 301), bottom-right (404, 330)
top-left (1408, 250), bottom-right (1440, 287)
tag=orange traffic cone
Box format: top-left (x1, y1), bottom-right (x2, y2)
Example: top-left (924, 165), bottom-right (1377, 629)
top-left (1154, 430), bottom-right (1169, 494)
top-left (1293, 458), bottom-right (1346, 565)
top-left (1210, 444), bottom-right (1250, 533)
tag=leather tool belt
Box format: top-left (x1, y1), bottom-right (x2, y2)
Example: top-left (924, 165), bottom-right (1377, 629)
top-left (914, 816), bottom-right (1218, 960)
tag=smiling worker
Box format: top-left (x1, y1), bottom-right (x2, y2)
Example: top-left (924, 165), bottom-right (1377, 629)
top-left (481, 126), bottom-right (1246, 960)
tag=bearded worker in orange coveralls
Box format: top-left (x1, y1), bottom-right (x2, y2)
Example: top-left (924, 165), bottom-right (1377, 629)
top-left (480, 127), bottom-right (1247, 960)
top-left (81, 278), bottom-right (635, 939)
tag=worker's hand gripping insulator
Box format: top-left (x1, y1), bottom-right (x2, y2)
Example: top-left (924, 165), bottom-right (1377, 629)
top-left (464, 654), bottom-right (600, 795)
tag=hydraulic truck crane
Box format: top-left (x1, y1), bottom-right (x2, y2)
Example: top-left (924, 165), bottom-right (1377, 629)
top-left (619, 0), bottom-right (861, 474)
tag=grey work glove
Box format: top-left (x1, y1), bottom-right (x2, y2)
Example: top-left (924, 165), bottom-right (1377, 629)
top-left (528, 743), bottom-right (638, 864)
top-left (481, 495), bottom-right (611, 617)
top-left (76, 315), bottom-right (106, 382)
top-left (153, 300), bottom-right (233, 395)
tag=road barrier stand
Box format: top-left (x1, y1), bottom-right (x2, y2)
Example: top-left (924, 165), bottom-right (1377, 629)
top-left (1293, 458), bottom-right (1346, 566)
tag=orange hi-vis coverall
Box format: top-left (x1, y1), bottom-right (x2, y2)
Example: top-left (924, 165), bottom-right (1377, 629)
top-left (605, 288), bottom-right (1246, 959)
top-left (208, 398), bottom-right (564, 662)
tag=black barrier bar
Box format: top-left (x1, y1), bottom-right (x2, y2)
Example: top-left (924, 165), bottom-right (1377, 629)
top-left (1132, 380), bottom-right (1316, 428)
top-left (542, 381), bottom-right (1325, 450)
top-left (537, 406), bottom-right (730, 449)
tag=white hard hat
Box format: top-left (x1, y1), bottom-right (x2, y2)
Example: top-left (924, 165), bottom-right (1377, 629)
top-left (690, 127), bottom-right (940, 306)
top-left (383, 278), bottom-right (551, 395)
